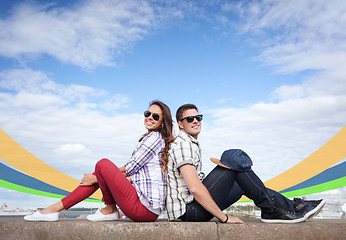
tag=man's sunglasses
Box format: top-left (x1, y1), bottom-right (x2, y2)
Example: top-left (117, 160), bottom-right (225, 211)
top-left (179, 114), bottom-right (203, 123)
top-left (144, 111), bottom-right (160, 121)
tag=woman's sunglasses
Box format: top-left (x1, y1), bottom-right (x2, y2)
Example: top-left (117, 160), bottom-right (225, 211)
top-left (144, 111), bottom-right (160, 121)
top-left (179, 114), bottom-right (203, 123)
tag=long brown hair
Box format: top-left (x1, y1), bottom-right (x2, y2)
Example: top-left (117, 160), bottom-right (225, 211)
top-left (140, 100), bottom-right (175, 171)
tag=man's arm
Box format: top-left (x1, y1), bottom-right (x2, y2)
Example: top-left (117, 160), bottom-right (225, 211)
top-left (179, 164), bottom-right (243, 224)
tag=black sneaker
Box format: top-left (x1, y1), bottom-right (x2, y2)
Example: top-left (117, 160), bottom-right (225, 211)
top-left (261, 207), bottom-right (306, 223)
top-left (293, 198), bottom-right (326, 221)
top-left (261, 197), bottom-right (306, 223)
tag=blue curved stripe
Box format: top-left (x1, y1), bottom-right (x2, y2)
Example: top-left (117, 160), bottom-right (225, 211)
top-left (0, 162), bottom-right (72, 195)
top-left (0, 162), bottom-right (97, 200)
top-left (281, 161), bottom-right (346, 193)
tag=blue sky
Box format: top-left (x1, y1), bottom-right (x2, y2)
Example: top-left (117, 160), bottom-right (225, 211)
top-left (1, 0), bottom-right (345, 208)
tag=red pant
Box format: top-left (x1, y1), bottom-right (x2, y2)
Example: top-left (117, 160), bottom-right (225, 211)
top-left (61, 158), bottom-right (158, 222)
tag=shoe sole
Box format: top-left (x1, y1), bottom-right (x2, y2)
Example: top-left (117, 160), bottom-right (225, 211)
top-left (260, 216), bottom-right (306, 224)
top-left (86, 209), bottom-right (120, 222)
top-left (86, 214), bottom-right (120, 222)
top-left (87, 218), bottom-right (119, 222)
top-left (305, 200), bottom-right (326, 222)
top-left (261, 200), bottom-right (326, 224)
top-left (24, 213), bottom-right (59, 222)
top-left (24, 218), bottom-right (59, 222)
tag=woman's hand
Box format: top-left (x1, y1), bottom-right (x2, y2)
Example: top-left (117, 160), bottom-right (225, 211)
top-left (119, 166), bottom-right (127, 177)
top-left (226, 216), bottom-right (244, 224)
top-left (80, 173), bottom-right (97, 186)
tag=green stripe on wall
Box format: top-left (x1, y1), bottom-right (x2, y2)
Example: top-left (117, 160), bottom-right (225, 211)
top-left (0, 179), bottom-right (102, 203)
top-left (239, 176), bottom-right (346, 203)
top-left (281, 176), bottom-right (346, 198)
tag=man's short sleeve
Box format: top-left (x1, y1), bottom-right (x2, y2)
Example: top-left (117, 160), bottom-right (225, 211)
top-left (173, 140), bottom-right (196, 169)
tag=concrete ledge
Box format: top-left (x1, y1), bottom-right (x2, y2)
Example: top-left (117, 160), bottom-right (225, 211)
top-left (0, 218), bottom-right (345, 240)
top-left (218, 219), bottom-right (345, 240)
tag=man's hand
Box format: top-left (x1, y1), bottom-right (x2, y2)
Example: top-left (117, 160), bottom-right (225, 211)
top-left (80, 173), bottom-right (97, 186)
top-left (226, 216), bottom-right (244, 224)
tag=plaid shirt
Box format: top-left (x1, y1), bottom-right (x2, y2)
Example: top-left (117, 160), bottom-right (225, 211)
top-left (166, 131), bottom-right (204, 220)
top-left (125, 131), bottom-right (166, 214)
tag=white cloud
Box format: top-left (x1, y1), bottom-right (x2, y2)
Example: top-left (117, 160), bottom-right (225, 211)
top-left (200, 94), bottom-right (346, 179)
top-left (100, 94), bottom-right (130, 111)
top-left (0, 0), bottom-right (345, 207)
top-left (0, 69), bottom-right (61, 93)
top-left (54, 144), bottom-right (86, 155)
top-left (0, 68), bottom-right (106, 105)
top-left (232, 0), bottom-right (346, 74)
top-left (0, 0), bottom-right (157, 69)
top-left (198, 0), bottom-right (346, 182)
top-left (0, 68), bottom-right (142, 178)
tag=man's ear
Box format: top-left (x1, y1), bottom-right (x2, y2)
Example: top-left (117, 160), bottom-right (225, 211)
top-left (177, 120), bottom-right (184, 130)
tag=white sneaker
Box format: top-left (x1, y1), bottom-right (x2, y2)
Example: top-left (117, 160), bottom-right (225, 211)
top-left (24, 211), bottom-right (59, 222)
top-left (87, 209), bottom-right (120, 222)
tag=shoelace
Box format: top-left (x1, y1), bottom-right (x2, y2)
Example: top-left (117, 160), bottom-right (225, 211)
top-left (271, 197), bottom-right (296, 217)
top-left (293, 198), bottom-right (310, 212)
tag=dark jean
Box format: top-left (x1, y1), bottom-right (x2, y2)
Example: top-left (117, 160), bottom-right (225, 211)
top-left (179, 166), bottom-right (295, 221)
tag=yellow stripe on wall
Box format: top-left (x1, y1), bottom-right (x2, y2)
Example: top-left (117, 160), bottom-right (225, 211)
top-left (264, 126), bottom-right (346, 191)
top-left (0, 129), bottom-right (102, 200)
top-left (237, 126), bottom-right (346, 202)
top-left (1, 126), bottom-right (345, 203)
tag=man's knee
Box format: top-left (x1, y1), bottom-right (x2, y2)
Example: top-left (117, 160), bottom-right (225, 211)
top-left (220, 149), bottom-right (253, 171)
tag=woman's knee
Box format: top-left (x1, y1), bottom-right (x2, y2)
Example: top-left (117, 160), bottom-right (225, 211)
top-left (95, 158), bottom-right (115, 171)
